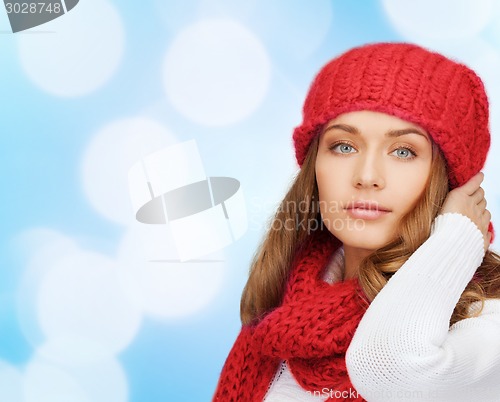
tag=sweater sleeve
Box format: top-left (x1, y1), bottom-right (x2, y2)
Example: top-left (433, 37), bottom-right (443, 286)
top-left (345, 212), bottom-right (500, 402)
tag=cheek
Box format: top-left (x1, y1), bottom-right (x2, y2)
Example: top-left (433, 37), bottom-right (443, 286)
top-left (316, 173), bottom-right (342, 212)
top-left (316, 181), bottom-right (349, 224)
top-left (393, 167), bottom-right (430, 211)
top-left (315, 163), bottom-right (329, 202)
top-left (315, 160), bottom-right (350, 204)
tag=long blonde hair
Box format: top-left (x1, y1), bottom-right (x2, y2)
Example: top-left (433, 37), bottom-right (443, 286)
top-left (240, 136), bottom-right (500, 326)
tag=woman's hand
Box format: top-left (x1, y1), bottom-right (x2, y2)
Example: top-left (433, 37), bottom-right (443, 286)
top-left (440, 172), bottom-right (491, 252)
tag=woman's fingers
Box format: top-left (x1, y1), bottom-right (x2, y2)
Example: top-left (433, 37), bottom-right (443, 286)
top-left (484, 215), bottom-right (492, 251)
top-left (472, 187), bottom-right (485, 204)
top-left (486, 231), bottom-right (492, 248)
top-left (461, 172), bottom-right (484, 195)
top-left (480, 209), bottom-right (491, 252)
top-left (484, 208), bottom-right (492, 222)
top-left (440, 172), bottom-right (491, 252)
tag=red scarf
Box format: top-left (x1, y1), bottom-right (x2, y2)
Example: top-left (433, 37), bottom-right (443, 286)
top-left (213, 233), bottom-right (369, 401)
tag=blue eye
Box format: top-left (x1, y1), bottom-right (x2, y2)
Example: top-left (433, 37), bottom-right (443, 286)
top-left (332, 143), bottom-right (356, 154)
top-left (392, 147), bottom-right (416, 159)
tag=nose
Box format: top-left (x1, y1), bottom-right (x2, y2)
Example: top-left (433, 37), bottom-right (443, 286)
top-left (352, 153), bottom-right (386, 189)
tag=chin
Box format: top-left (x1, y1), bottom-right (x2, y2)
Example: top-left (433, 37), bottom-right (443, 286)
top-left (329, 229), bottom-right (395, 252)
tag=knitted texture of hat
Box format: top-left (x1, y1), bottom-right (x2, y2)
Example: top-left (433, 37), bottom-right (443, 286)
top-left (293, 42), bottom-right (494, 240)
top-left (212, 232), bottom-right (368, 402)
top-left (293, 42), bottom-right (490, 186)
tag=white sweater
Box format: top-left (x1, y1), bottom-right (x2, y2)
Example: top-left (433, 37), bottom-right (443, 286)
top-left (265, 213), bottom-right (500, 401)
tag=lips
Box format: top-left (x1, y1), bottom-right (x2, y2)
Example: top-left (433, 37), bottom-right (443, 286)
top-left (346, 201), bottom-right (391, 212)
top-left (345, 201), bottom-right (391, 220)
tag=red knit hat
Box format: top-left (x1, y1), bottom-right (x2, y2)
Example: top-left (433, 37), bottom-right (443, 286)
top-left (293, 42), bottom-right (494, 241)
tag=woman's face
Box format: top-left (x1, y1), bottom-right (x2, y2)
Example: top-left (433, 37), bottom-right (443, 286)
top-left (315, 110), bottom-right (433, 252)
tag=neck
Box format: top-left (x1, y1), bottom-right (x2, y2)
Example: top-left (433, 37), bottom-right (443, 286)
top-left (342, 245), bottom-right (372, 280)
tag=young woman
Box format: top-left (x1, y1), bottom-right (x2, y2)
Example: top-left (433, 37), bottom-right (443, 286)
top-left (213, 42), bottom-right (500, 401)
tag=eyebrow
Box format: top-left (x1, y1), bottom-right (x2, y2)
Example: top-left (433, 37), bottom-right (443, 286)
top-left (324, 123), bottom-right (430, 142)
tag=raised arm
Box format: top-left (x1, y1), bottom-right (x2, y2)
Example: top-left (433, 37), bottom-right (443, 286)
top-left (346, 212), bottom-right (500, 401)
